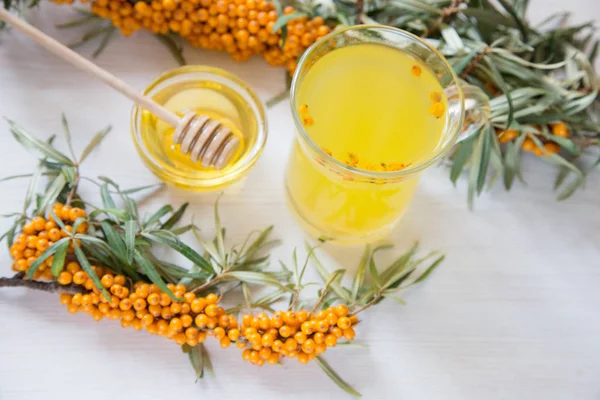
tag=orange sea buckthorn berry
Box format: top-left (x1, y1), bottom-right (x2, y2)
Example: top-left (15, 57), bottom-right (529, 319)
top-left (429, 102), bottom-right (445, 119)
top-left (213, 326), bottom-right (226, 339)
top-left (411, 65), bottom-right (422, 77)
top-left (181, 314), bottom-right (193, 328)
top-left (183, 292), bottom-right (196, 303)
top-left (302, 116), bottom-right (314, 126)
top-left (325, 334), bottom-right (337, 347)
top-left (142, 313), bottom-right (154, 326)
top-left (159, 292), bottom-right (172, 307)
top-left (430, 91), bottom-right (442, 102)
top-left (32, 217), bottom-right (46, 232)
top-left (101, 274), bottom-right (114, 288)
top-left (522, 138), bottom-right (535, 152)
top-left (170, 318), bottom-right (183, 331)
top-left (189, 297), bottom-right (206, 314)
top-left (220, 337), bottom-right (231, 348)
top-left (113, 275), bottom-right (126, 286)
top-left (122, 309), bottom-right (135, 322)
top-left (236, 341), bottom-right (246, 349)
top-left (285, 338), bottom-right (298, 352)
top-left (73, 271), bottom-right (87, 285)
top-left (195, 314), bottom-right (209, 328)
top-left (272, 339), bottom-right (284, 353)
top-left (67, 304), bottom-right (79, 314)
top-left (552, 122), bottom-right (569, 138)
top-left (48, 228), bottom-right (61, 242)
top-left (136, 319), bottom-right (152, 332)
top-left (301, 321), bottom-right (315, 335)
top-left (544, 142), bottom-right (560, 155)
top-left (22, 224), bottom-right (35, 235)
top-left (259, 347), bottom-right (272, 359)
top-left (279, 325), bottom-right (293, 338)
top-left (206, 293), bottom-right (219, 304)
top-left (315, 320), bottom-right (329, 333)
top-left (147, 293), bottom-right (160, 306)
top-left (313, 332), bottom-right (325, 344)
top-left (297, 352), bottom-right (310, 364)
top-left (161, 307), bottom-right (173, 320)
top-left (57, 271), bottom-right (73, 285)
top-left (59, 293), bottom-right (73, 305)
top-left (170, 302), bottom-right (183, 314)
top-left (119, 298), bottom-right (133, 311)
top-left (204, 304), bottom-right (219, 317)
top-left (242, 349), bottom-right (252, 361)
top-left (133, 298), bottom-right (147, 311)
top-left (335, 304), bottom-right (349, 317)
top-left (337, 317), bottom-right (351, 330)
top-left (228, 328), bottom-right (240, 341)
top-left (343, 327), bottom-right (356, 340)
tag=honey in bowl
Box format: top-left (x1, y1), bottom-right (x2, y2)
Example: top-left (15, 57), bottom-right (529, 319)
top-left (131, 66), bottom-right (267, 191)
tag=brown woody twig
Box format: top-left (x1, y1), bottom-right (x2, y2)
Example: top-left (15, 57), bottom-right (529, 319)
top-left (0, 274), bottom-right (84, 295)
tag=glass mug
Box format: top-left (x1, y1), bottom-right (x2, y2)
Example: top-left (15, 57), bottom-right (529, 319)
top-left (285, 25), bottom-right (490, 243)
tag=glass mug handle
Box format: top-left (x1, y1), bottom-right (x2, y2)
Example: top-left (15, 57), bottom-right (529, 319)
top-left (446, 81), bottom-right (492, 143)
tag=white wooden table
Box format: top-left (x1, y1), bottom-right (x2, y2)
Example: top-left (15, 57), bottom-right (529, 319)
top-left (1, 2), bottom-right (599, 399)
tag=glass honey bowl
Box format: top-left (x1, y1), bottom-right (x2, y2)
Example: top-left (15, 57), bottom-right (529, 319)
top-left (131, 66), bottom-right (267, 191)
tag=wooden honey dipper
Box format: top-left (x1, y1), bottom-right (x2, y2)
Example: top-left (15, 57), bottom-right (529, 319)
top-left (0, 8), bottom-right (240, 170)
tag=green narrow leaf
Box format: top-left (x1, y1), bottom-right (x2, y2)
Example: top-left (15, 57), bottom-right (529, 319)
top-left (144, 205), bottom-right (174, 228)
top-left (242, 283), bottom-right (252, 309)
top-left (308, 244), bottom-right (353, 303)
top-left (315, 356), bottom-right (362, 398)
top-left (92, 27), bottom-right (116, 58)
top-left (412, 255), bottom-right (444, 285)
top-left (125, 198), bottom-right (139, 221)
top-left (155, 34), bottom-right (187, 66)
top-left (272, 11), bottom-right (306, 34)
top-left (124, 220), bottom-right (137, 265)
top-left (476, 126), bottom-right (493, 194)
top-left (200, 344), bottom-right (214, 376)
top-left (50, 240), bottom-right (70, 276)
top-left (134, 250), bottom-right (180, 301)
top-left (73, 242), bottom-right (111, 301)
top-left (467, 131), bottom-right (485, 209)
top-left (214, 198), bottom-right (226, 265)
top-left (61, 113), bottom-right (76, 160)
top-left (38, 174), bottom-right (67, 215)
top-left (56, 14), bottom-right (97, 29)
top-left (160, 202), bottom-right (189, 230)
top-left (23, 166), bottom-right (42, 212)
top-left (188, 345), bottom-right (205, 381)
top-left (26, 240), bottom-right (66, 278)
top-left (503, 132), bottom-right (527, 190)
top-left (79, 126), bottom-right (111, 163)
top-left (6, 120), bottom-right (74, 165)
top-left (368, 252), bottom-right (381, 291)
top-left (101, 221), bottom-right (128, 263)
top-left (143, 232), bottom-right (214, 274)
top-left (225, 271), bottom-right (291, 289)
top-left (100, 182), bottom-right (117, 209)
top-left (351, 245), bottom-right (371, 301)
top-left (450, 135), bottom-right (476, 185)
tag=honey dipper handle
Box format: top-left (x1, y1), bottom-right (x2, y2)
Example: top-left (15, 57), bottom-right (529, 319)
top-left (0, 8), bottom-right (180, 128)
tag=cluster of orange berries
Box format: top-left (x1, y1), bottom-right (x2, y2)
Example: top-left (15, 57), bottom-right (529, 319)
top-left (9, 203), bottom-right (87, 279)
top-left (57, 266), bottom-right (359, 365)
top-left (497, 122), bottom-right (570, 156)
top-left (58, 267), bottom-right (234, 348)
top-left (238, 306), bottom-right (358, 366)
top-left (53, 0), bottom-right (331, 74)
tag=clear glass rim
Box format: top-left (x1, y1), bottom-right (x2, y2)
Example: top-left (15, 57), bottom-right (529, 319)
top-left (290, 24), bottom-right (465, 178)
top-left (131, 65), bottom-right (267, 187)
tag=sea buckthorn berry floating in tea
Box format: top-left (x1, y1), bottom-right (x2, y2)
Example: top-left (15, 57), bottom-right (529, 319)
top-left (287, 35), bottom-right (449, 242)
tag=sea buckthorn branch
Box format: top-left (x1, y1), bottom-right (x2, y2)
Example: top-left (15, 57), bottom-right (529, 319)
top-left (0, 273), bottom-right (85, 294)
top-left (0, 117), bottom-right (443, 397)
